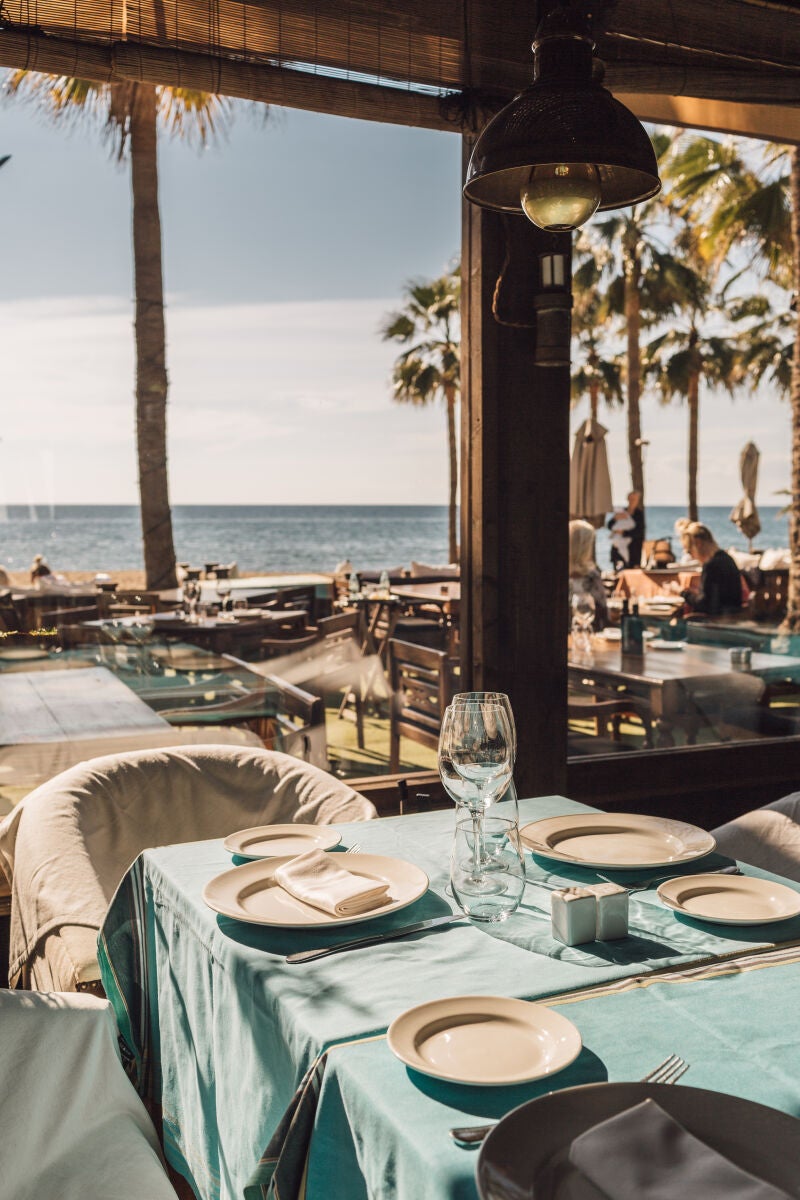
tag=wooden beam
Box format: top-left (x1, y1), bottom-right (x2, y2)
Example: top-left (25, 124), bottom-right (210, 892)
top-left (460, 136), bottom-right (571, 797)
top-left (621, 92), bottom-right (800, 147)
top-left (0, 29), bottom-right (452, 131)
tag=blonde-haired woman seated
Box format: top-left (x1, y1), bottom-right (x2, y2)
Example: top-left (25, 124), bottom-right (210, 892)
top-left (569, 519), bottom-right (608, 630)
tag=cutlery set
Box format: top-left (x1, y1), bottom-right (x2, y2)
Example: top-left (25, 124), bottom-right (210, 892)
top-left (449, 1054), bottom-right (691, 1147)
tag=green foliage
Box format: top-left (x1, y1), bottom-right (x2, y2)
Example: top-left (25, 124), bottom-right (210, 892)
top-left (3, 72), bottom-right (232, 160)
top-left (381, 271), bottom-right (461, 408)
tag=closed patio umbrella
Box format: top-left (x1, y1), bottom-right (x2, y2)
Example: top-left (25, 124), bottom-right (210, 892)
top-left (569, 418), bottom-right (613, 530)
top-left (730, 441), bottom-right (761, 549)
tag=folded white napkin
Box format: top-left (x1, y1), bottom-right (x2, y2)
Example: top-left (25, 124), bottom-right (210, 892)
top-left (274, 848), bottom-right (390, 917)
top-left (568, 1098), bottom-right (791, 1200)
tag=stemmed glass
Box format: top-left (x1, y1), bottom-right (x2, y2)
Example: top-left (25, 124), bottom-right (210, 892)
top-left (217, 580), bottom-right (232, 614)
top-left (450, 691), bottom-right (517, 818)
top-left (440, 701), bottom-right (514, 896)
top-left (571, 590), bottom-right (596, 655)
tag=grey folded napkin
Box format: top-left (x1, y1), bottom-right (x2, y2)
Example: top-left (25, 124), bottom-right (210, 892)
top-left (567, 1098), bottom-right (791, 1199)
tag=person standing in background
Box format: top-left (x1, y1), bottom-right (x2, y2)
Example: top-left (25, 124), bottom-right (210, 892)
top-left (607, 492), bottom-right (645, 571)
top-left (626, 492), bottom-right (645, 568)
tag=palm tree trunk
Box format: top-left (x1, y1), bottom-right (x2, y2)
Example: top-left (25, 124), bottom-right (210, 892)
top-left (687, 369), bottom-right (699, 522)
top-left (130, 83), bottom-right (178, 591)
top-left (446, 384), bottom-right (459, 563)
top-left (623, 230), bottom-right (645, 498)
top-left (784, 146), bottom-right (800, 632)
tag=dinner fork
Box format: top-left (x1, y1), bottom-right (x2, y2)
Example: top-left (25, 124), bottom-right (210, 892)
top-left (448, 1054), bottom-right (690, 1146)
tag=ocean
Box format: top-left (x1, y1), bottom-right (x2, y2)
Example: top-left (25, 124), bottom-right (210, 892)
top-left (0, 504), bottom-right (791, 576)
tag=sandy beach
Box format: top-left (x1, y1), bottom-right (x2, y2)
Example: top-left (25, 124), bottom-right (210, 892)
top-left (5, 569), bottom-right (148, 590)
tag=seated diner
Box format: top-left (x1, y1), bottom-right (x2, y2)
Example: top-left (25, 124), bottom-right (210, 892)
top-left (679, 522), bottom-right (746, 617)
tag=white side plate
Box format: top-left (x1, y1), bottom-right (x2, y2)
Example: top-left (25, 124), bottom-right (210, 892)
top-left (387, 996), bottom-right (581, 1086)
top-left (658, 872), bottom-right (800, 925)
top-left (224, 824), bottom-right (342, 859)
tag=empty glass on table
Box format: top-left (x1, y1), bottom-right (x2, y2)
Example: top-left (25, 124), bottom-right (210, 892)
top-left (440, 700), bottom-right (514, 900)
top-left (571, 589), bottom-right (596, 655)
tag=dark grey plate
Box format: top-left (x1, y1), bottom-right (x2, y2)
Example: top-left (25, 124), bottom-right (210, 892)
top-left (476, 1082), bottom-right (800, 1200)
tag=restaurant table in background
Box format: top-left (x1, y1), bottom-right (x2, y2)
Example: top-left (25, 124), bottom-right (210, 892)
top-left (0, 649), bottom-right (314, 788)
top-left (0, 667), bottom-right (169, 746)
top-left (614, 569), bottom-right (700, 599)
top-left (569, 641), bottom-right (800, 746)
top-left (83, 610), bottom-right (308, 659)
top-left (99, 795), bottom-right (800, 1200)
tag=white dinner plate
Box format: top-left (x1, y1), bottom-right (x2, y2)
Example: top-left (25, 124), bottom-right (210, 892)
top-left (477, 1082), bottom-right (800, 1199)
top-left (657, 872), bottom-right (800, 925)
top-left (649, 639), bottom-right (685, 650)
top-left (387, 996), bottom-right (581, 1087)
top-left (519, 813), bottom-right (715, 869)
top-left (224, 824), bottom-right (342, 859)
top-left (599, 628), bottom-right (621, 641)
top-left (203, 852), bottom-right (428, 928)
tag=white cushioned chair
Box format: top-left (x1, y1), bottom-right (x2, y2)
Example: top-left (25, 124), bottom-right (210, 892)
top-left (0, 744), bottom-right (376, 992)
top-left (0, 988), bottom-right (178, 1199)
top-left (711, 792), bottom-right (800, 883)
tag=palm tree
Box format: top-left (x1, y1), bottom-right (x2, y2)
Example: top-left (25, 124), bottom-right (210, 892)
top-left (643, 273), bottom-right (738, 520)
top-left (5, 75), bottom-right (232, 589)
top-left (583, 130), bottom-right (685, 500)
top-left (571, 246), bottom-right (623, 420)
top-left (381, 271), bottom-right (461, 563)
top-left (666, 134), bottom-right (800, 629)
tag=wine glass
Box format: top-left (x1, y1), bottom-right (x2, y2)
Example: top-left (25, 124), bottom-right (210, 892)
top-left (571, 589), bottom-right (596, 655)
top-left (450, 691), bottom-right (517, 818)
top-left (217, 580), bottom-right (232, 614)
top-left (443, 702), bottom-right (514, 896)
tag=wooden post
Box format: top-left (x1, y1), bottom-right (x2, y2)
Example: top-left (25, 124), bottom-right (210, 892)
top-left (460, 137), bottom-right (572, 797)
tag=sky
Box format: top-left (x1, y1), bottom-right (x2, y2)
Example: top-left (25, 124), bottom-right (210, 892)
top-left (0, 94), bottom-right (792, 507)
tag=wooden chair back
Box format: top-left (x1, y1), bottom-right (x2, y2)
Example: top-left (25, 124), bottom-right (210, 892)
top-left (388, 638), bottom-right (456, 772)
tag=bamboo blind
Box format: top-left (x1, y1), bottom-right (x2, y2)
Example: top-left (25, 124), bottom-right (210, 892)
top-left (0, 0), bottom-right (799, 134)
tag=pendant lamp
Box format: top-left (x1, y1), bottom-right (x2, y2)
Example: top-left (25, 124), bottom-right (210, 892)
top-left (463, 3), bottom-right (661, 230)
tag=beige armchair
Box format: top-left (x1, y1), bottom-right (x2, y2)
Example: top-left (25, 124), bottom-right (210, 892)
top-left (0, 745), bottom-right (376, 992)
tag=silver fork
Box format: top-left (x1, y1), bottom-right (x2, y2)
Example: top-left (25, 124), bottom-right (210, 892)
top-left (448, 1053), bottom-right (690, 1146)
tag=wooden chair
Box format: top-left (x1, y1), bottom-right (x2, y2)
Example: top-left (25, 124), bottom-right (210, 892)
top-left (160, 675), bottom-right (327, 766)
top-left (388, 639), bottom-right (457, 772)
top-left (39, 604), bottom-right (100, 628)
top-left (567, 688), bottom-right (654, 748)
top-left (747, 569), bottom-right (788, 622)
top-left (315, 611), bottom-right (374, 747)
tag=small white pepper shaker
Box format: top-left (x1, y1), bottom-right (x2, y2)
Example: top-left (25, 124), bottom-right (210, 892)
top-left (591, 882), bottom-right (629, 940)
top-left (551, 887), bottom-right (596, 946)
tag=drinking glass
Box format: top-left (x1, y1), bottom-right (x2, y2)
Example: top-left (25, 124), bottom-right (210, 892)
top-left (217, 581), bottom-right (232, 613)
top-left (571, 590), bottom-right (596, 655)
top-left (450, 816), bottom-right (525, 921)
top-left (450, 691), bottom-right (517, 818)
top-left (444, 701), bottom-right (514, 895)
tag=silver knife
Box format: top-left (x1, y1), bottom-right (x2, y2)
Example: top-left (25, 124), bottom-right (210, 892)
top-left (285, 913), bottom-right (464, 964)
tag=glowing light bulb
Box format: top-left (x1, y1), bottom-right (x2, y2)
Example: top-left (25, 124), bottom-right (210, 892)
top-left (520, 163), bottom-right (601, 231)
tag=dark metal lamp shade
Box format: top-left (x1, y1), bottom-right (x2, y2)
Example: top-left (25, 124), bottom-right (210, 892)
top-left (464, 85), bottom-right (661, 215)
top-left (463, 10), bottom-right (661, 224)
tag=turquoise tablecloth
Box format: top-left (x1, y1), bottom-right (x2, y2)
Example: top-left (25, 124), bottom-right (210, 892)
top-left (98, 795), bottom-right (800, 1200)
top-left (306, 948), bottom-right (800, 1200)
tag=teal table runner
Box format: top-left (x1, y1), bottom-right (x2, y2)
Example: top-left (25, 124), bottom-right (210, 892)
top-left (99, 795), bottom-right (800, 1200)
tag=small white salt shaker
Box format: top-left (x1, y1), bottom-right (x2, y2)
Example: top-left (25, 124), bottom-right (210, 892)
top-left (591, 882), bottom-right (629, 940)
top-left (551, 887), bottom-right (596, 946)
